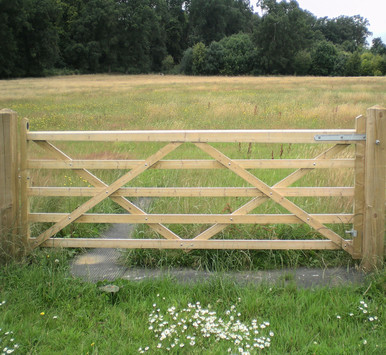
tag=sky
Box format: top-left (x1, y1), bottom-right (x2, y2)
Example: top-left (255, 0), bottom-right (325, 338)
top-left (296, 0), bottom-right (386, 44)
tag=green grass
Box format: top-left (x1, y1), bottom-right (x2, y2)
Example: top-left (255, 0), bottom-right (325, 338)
top-left (0, 249), bottom-right (384, 354)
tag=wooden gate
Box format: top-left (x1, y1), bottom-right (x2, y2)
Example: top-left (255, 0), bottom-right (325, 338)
top-left (0, 106), bottom-right (385, 270)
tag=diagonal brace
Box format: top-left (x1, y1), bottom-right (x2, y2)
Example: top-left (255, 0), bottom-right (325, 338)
top-left (31, 142), bottom-right (181, 247)
top-left (194, 144), bottom-right (349, 241)
top-left (34, 141), bottom-right (181, 241)
top-left (195, 143), bottom-right (351, 252)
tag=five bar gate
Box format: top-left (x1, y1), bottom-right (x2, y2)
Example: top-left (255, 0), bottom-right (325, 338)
top-left (0, 106), bottom-right (385, 270)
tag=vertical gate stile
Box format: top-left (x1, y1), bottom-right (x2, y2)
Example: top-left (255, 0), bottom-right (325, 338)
top-left (20, 118), bottom-right (31, 254)
top-left (353, 115), bottom-right (365, 259)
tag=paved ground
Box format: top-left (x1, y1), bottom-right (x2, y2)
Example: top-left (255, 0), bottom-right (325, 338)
top-left (70, 221), bottom-right (366, 287)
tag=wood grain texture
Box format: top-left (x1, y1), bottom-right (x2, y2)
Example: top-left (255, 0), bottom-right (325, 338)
top-left (362, 106), bottom-right (386, 270)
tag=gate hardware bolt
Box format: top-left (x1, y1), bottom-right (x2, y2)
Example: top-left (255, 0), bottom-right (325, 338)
top-left (345, 229), bottom-right (357, 237)
top-left (375, 140), bottom-right (380, 145)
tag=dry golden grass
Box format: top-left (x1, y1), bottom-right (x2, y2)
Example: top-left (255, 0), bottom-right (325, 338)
top-left (1, 74), bottom-right (384, 223)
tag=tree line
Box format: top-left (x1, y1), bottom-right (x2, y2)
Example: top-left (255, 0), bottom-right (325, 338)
top-left (1, 0), bottom-right (385, 78)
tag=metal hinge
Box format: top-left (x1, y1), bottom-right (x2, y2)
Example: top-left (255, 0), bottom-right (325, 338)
top-left (314, 134), bottom-right (366, 142)
top-left (345, 229), bottom-right (358, 238)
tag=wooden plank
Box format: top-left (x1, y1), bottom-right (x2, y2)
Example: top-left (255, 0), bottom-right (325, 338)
top-left (353, 115), bottom-right (365, 258)
top-left (28, 158), bottom-right (355, 170)
top-left (29, 213), bottom-right (354, 224)
top-left (0, 109), bottom-right (19, 257)
top-left (28, 186), bottom-right (355, 197)
top-left (362, 106), bottom-right (386, 270)
top-left (195, 142), bottom-right (351, 252)
top-left (35, 141), bottom-right (181, 241)
top-left (27, 129), bottom-right (357, 143)
top-left (20, 118), bottom-right (30, 253)
top-left (193, 144), bottom-right (350, 241)
top-left (41, 238), bottom-right (342, 250)
top-left (31, 143), bottom-right (181, 248)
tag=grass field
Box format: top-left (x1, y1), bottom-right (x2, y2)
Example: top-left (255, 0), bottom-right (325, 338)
top-left (1, 74), bottom-right (386, 268)
top-left (2, 75), bottom-right (385, 131)
top-left (0, 75), bottom-right (385, 354)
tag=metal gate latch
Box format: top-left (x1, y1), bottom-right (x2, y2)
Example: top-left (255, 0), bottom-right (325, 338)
top-left (345, 229), bottom-right (358, 237)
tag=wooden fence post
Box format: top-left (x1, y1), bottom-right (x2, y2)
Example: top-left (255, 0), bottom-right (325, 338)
top-left (0, 109), bottom-right (19, 260)
top-left (362, 106), bottom-right (386, 271)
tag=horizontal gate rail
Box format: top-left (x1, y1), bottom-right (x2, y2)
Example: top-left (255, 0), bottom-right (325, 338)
top-left (29, 213), bottom-right (354, 224)
top-left (42, 239), bottom-right (341, 250)
top-left (1, 105), bottom-right (382, 270)
top-left (28, 186), bottom-right (355, 197)
top-left (27, 129), bottom-right (357, 143)
top-left (28, 158), bottom-right (355, 170)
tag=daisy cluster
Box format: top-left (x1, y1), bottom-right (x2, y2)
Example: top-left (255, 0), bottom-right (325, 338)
top-left (139, 297), bottom-right (273, 354)
top-left (336, 299), bottom-right (381, 347)
top-left (337, 299), bottom-right (380, 326)
top-left (1, 301), bottom-right (20, 354)
top-left (356, 300), bottom-right (380, 331)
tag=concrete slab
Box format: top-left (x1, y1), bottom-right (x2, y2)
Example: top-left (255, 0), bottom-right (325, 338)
top-left (70, 198), bottom-right (365, 287)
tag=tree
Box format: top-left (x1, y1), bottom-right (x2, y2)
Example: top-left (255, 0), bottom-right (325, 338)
top-left (180, 47), bottom-right (193, 74)
top-left (333, 51), bottom-right (349, 76)
top-left (205, 41), bottom-right (225, 74)
top-left (162, 54), bottom-right (174, 72)
top-left (253, 0), bottom-right (315, 74)
top-left (192, 42), bottom-right (207, 74)
top-left (0, 0), bottom-right (23, 77)
top-left (345, 51), bottom-right (361, 76)
top-left (315, 15), bottom-right (371, 51)
top-left (59, 0), bottom-right (119, 72)
top-left (219, 33), bottom-right (256, 75)
top-left (116, 0), bottom-right (167, 73)
top-left (371, 37), bottom-right (386, 56)
top-left (188, 0), bottom-right (253, 45)
top-left (311, 41), bottom-right (338, 76)
top-left (1, 0), bottom-right (62, 77)
top-left (163, 0), bottom-right (189, 62)
top-left (293, 50), bottom-right (312, 75)
top-left (360, 52), bottom-right (385, 76)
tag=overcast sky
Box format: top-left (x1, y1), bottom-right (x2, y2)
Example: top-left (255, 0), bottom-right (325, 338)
top-left (295, 0), bottom-right (386, 44)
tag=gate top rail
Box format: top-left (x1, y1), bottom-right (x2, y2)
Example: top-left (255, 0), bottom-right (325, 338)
top-left (27, 129), bottom-right (357, 143)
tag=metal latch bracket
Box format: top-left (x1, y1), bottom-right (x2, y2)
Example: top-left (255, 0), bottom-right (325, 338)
top-left (314, 134), bottom-right (366, 142)
top-left (345, 229), bottom-right (358, 238)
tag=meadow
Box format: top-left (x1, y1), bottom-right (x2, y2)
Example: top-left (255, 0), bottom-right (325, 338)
top-left (0, 75), bottom-right (385, 354)
top-left (1, 74), bottom-right (385, 268)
